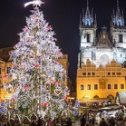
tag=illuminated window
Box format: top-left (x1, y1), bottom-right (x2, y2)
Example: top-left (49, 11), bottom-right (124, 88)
top-left (80, 85), bottom-right (84, 90)
top-left (121, 84), bottom-right (124, 89)
top-left (7, 67), bottom-right (11, 74)
top-left (0, 68), bottom-right (1, 74)
top-left (114, 84), bottom-right (118, 89)
top-left (119, 34), bottom-right (123, 43)
top-left (94, 84), bottom-right (98, 90)
top-left (87, 84), bottom-right (91, 90)
top-left (108, 84), bottom-right (111, 89)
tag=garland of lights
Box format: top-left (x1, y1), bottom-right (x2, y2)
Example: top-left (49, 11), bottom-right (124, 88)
top-left (4, 0), bottom-right (70, 120)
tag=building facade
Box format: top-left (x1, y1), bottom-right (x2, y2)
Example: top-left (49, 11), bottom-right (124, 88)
top-left (78, 0), bottom-right (126, 67)
top-left (0, 47), bottom-right (13, 101)
top-left (57, 54), bottom-right (69, 87)
top-left (77, 59), bottom-right (126, 103)
top-left (77, 0), bottom-right (126, 103)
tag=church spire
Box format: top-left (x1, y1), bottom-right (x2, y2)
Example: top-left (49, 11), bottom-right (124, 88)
top-left (85, 0), bottom-right (90, 18)
top-left (116, 0), bottom-right (121, 18)
top-left (81, 0), bottom-right (95, 27)
top-left (112, 0), bottom-right (125, 27)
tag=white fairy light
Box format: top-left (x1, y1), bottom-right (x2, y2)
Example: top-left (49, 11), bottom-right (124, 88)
top-left (8, 0), bottom-right (69, 119)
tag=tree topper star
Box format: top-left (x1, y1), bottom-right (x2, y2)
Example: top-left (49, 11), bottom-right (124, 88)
top-left (24, 0), bottom-right (44, 7)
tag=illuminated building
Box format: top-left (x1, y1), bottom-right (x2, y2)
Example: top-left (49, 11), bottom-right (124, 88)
top-left (78, 0), bottom-right (126, 67)
top-left (0, 47), bottom-right (13, 101)
top-left (77, 0), bottom-right (126, 103)
top-left (58, 54), bottom-right (69, 86)
top-left (77, 59), bottom-right (126, 103)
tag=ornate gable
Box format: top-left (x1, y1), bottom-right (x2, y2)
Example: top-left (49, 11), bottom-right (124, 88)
top-left (96, 28), bottom-right (113, 48)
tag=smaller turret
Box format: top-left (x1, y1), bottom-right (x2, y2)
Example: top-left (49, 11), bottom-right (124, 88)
top-left (112, 0), bottom-right (125, 27)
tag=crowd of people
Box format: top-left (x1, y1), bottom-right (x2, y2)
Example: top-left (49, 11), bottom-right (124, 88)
top-left (1, 101), bottom-right (126, 126)
top-left (0, 114), bottom-right (73, 126)
top-left (79, 109), bottom-right (126, 126)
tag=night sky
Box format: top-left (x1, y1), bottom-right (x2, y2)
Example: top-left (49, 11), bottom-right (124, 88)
top-left (0, 0), bottom-right (126, 87)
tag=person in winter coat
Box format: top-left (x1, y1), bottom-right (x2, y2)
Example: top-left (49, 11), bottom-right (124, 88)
top-left (80, 115), bottom-right (86, 126)
top-left (99, 118), bottom-right (108, 126)
top-left (66, 117), bottom-right (72, 126)
top-left (108, 117), bottom-right (116, 126)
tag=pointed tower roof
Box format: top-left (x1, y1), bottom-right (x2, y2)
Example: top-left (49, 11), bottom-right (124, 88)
top-left (81, 0), bottom-right (96, 27)
top-left (112, 0), bottom-right (125, 27)
top-left (116, 0), bottom-right (122, 19)
top-left (85, 0), bottom-right (90, 18)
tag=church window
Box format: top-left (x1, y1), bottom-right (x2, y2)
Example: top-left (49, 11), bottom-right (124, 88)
top-left (94, 84), bottom-right (98, 90)
top-left (108, 84), bottom-right (111, 89)
top-left (114, 84), bottom-right (118, 89)
top-left (91, 52), bottom-right (96, 60)
top-left (121, 84), bottom-right (124, 89)
top-left (87, 84), bottom-right (91, 90)
top-left (119, 34), bottom-right (123, 43)
top-left (80, 85), bottom-right (84, 90)
top-left (87, 33), bottom-right (90, 43)
top-left (0, 68), bottom-right (1, 74)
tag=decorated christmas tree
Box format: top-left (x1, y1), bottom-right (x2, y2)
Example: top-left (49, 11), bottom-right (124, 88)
top-left (9, 0), bottom-right (69, 119)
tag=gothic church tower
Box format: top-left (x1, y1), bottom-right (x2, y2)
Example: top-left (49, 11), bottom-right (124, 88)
top-left (111, 0), bottom-right (126, 63)
top-left (78, 0), bottom-right (97, 67)
top-left (111, 0), bottom-right (126, 48)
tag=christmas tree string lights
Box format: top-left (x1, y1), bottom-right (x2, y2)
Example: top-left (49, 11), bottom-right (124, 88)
top-left (7, 0), bottom-right (69, 119)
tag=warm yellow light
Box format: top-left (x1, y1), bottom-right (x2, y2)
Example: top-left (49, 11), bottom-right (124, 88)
top-left (4, 94), bottom-right (12, 100)
top-left (85, 95), bottom-right (90, 98)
